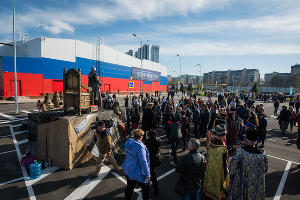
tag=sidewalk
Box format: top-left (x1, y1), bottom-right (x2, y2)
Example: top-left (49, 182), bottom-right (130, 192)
top-left (0, 98), bottom-right (43, 104)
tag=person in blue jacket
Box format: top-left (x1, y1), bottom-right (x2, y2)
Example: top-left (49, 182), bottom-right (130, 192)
top-left (193, 104), bottom-right (201, 139)
top-left (122, 129), bottom-right (151, 200)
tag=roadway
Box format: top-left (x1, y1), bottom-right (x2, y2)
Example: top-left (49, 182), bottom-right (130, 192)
top-left (0, 96), bottom-right (299, 200)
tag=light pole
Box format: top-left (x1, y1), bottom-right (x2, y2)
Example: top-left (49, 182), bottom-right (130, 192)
top-left (177, 54), bottom-right (183, 96)
top-left (195, 64), bottom-right (202, 78)
top-left (132, 34), bottom-right (143, 97)
top-left (13, 0), bottom-right (18, 114)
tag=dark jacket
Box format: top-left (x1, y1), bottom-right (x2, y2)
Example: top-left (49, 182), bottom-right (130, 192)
top-left (278, 109), bottom-right (291, 122)
top-left (200, 109), bottom-right (210, 130)
top-left (131, 108), bottom-right (140, 123)
top-left (181, 116), bottom-right (190, 136)
top-left (167, 121), bottom-right (182, 140)
top-left (145, 136), bottom-right (162, 167)
top-left (208, 111), bottom-right (217, 130)
top-left (176, 150), bottom-right (206, 190)
top-left (142, 108), bottom-right (154, 131)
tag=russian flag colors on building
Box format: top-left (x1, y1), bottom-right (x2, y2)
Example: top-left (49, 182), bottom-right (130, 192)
top-left (0, 37), bottom-right (168, 98)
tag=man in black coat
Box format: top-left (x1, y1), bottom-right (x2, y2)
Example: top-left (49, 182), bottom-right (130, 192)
top-left (175, 138), bottom-right (206, 199)
top-left (142, 103), bottom-right (155, 133)
top-left (277, 105), bottom-right (291, 134)
top-left (145, 130), bottom-right (162, 196)
top-left (200, 105), bottom-right (210, 138)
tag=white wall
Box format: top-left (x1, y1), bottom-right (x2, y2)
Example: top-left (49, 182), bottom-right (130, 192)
top-left (0, 44), bottom-right (13, 57)
top-left (101, 44), bottom-right (118, 65)
top-left (75, 40), bottom-right (94, 60)
top-left (24, 37), bottom-right (168, 74)
top-left (117, 51), bottom-right (131, 67)
top-left (41, 37), bottom-right (75, 62)
top-left (24, 38), bottom-right (42, 58)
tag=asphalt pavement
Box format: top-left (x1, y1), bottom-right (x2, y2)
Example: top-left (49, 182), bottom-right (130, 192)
top-left (0, 95), bottom-right (299, 200)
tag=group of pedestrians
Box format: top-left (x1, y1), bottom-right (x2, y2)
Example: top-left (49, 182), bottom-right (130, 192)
top-left (89, 90), bottom-right (300, 199)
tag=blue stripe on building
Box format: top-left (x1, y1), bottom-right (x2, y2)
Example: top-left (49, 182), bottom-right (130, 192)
top-left (143, 81), bottom-right (152, 84)
top-left (0, 56), bottom-right (167, 85)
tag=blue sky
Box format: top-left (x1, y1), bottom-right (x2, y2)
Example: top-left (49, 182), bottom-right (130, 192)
top-left (1, 0), bottom-right (300, 78)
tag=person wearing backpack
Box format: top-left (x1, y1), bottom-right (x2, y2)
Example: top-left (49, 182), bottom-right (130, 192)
top-left (145, 129), bottom-right (162, 196)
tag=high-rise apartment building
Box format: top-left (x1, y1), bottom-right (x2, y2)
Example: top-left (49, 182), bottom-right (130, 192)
top-left (125, 50), bottom-right (133, 56)
top-left (151, 45), bottom-right (159, 63)
top-left (291, 64), bottom-right (300, 75)
top-left (132, 44), bottom-right (159, 63)
top-left (203, 68), bottom-right (260, 86)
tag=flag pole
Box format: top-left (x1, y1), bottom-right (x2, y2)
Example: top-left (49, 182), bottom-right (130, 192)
top-left (13, 0), bottom-right (19, 114)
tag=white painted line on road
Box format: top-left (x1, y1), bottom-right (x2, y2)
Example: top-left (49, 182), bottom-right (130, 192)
top-left (64, 165), bottom-right (111, 200)
top-left (27, 166), bottom-right (60, 186)
top-left (0, 135), bottom-right (12, 138)
top-left (110, 171), bottom-right (145, 196)
top-left (0, 112), bottom-right (17, 120)
top-left (18, 139), bottom-right (28, 145)
top-left (15, 130), bottom-right (28, 135)
top-left (274, 161), bottom-right (292, 200)
top-left (158, 134), bottom-right (167, 138)
top-left (0, 149), bottom-right (16, 155)
top-left (157, 168), bottom-right (176, 181)
top-left (267, 154), bottom-right (300, 165)
top-left (21, 110), bottom-right (31, 114)
top-left (0, 166), bottom-right (59, 187)
top-left (111, 170), bottom-right (148, 200)
top-left (0, 118), bottom-right (28, 125)
top-left (10, 125), bottom-right (36, 200)
top-left (268, 139), bottom-right (278, 142)
top-left (12, 124), bottom-right (23, 128)
top-left (0, 177), bottom-right (24, 187)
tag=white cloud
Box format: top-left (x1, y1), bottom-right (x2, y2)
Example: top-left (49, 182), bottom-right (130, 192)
top-left (0, 0), bottom-right (232, 36)
top-left (1, 0), bottom-right (300, 58)
top-left (43, 20), bottom-right (74, 34)
top-left (160, 41), bottom-right (300, 56)
top-left (162, 13), bottom-right (300, 36)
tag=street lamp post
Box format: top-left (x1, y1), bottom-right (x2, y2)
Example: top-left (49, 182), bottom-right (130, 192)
top-left (177, 54), bottom-right (183, 97)
top-left (13, 0), bottom-right (18, 114)
top-left (132, 34), bottom-right (143, 98)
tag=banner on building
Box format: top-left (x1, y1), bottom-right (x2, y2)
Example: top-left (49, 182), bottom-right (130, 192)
top-left (131, 67), bottom-right (161, 82)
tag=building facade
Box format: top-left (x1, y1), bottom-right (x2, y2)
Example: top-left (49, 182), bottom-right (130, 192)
top-left (125, 50), bottom-right (133, 56)
top-left (150, 45), bottom-right (159, 63)
top-left (264, 72), bottom-right (291, 87)
top-left (203, 68), bottom-right (260, 86)
top-left (0, 37), bottom-right (167, 98)
top-left (132, 44), bottom-right (159, 63)
top-left (291, 64), bottom-right (300, 75)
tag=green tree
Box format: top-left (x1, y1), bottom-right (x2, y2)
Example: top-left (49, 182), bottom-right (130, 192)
top-left (251, 82), bottom-right (259, 94)
top-left (220, 74), bottom-right (228, 84)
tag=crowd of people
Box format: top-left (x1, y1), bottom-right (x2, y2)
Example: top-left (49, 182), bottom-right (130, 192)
top-left (89, 91), bottom-right (300, 200)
